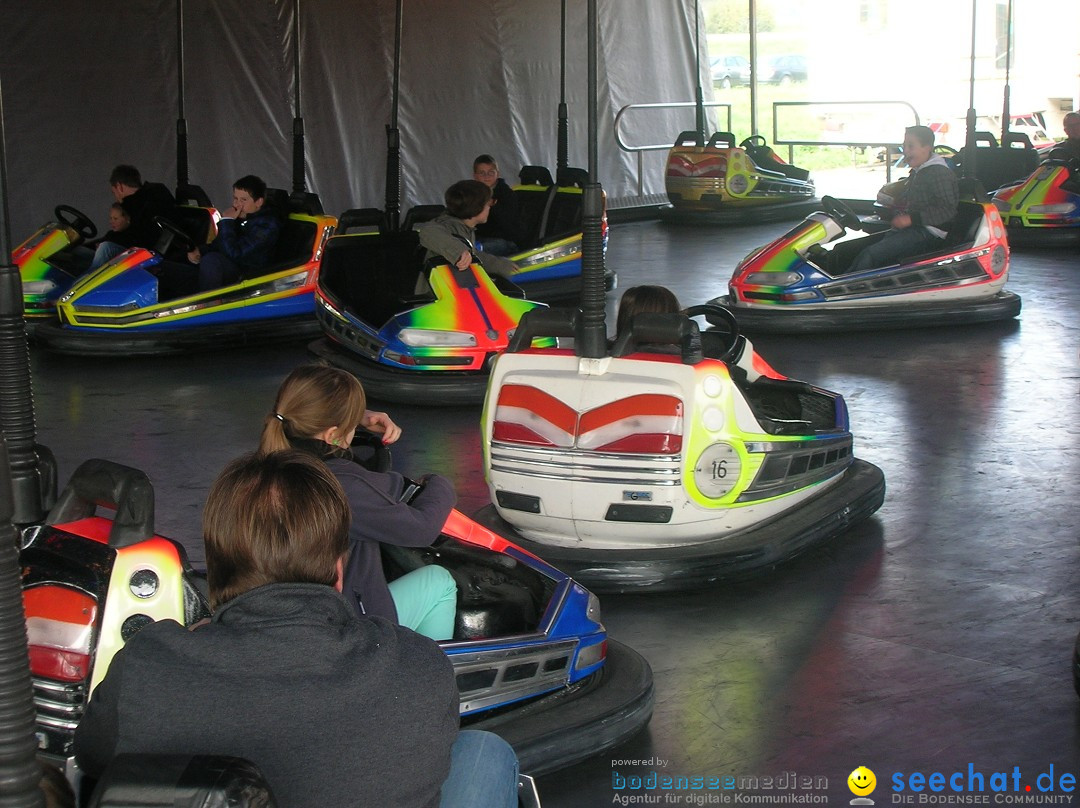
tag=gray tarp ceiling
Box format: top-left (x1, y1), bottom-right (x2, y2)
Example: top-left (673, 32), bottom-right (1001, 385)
top-left (0, 0), bottom-right (712, 239)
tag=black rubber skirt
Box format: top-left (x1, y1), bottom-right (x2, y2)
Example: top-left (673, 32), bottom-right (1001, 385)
top-left (468, 638), bottom-right (654, 776)
top-left (475, 459), bottom-right (885, 593)
top-left (708, 291), bottom-right (1022, 334)
top-left (34, 315), bottom-right (322, 357)
top-left (659, 198), bottom-right (820, 226)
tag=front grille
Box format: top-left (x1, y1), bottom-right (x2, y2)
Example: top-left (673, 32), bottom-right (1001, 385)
top-left (739, 436), bottom-right (852, 501)
top-left (316, 305), bottom-right (381, 360)
top-left (451, 640), bottom-right (578, 715)
top-left (490, 443), bottom-right (682, 486)
top-left (822, 258), bottom-right (987, 299)
top-left (32, 677), bottom-right (86, 758)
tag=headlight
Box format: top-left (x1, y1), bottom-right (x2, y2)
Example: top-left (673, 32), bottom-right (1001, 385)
top-left (513, 240), bottom-right (579, 269)
top-left (574, 640), bottom-right (606, 672)
top-left (398, 328), bottom-right (477, 347)
top-left (22, 280), bottom-right (57, 296)
top-left (744, 271), bottom-right (802, 286)
top-left (1028, 203), bottom-right (1076, 215)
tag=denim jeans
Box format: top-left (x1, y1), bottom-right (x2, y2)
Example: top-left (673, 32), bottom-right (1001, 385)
top-left (89, 240), bottom-right (127, 271)
top-left (849, 226), bottom-right (944, 273)
top-left (440, 730), bottom-right (519, 808)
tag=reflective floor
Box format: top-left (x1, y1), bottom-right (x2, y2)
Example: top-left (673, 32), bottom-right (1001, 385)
top-left (28, 219), bottom-right (1080, 806)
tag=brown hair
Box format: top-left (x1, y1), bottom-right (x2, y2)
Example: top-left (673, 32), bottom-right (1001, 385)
top-left (445, 179), bottom-right (492, 220)
top-left (259, 364), bottom-right (367, 456)
top-left (203, 450), bottom-right (350, 609)
top-left (616, 285), bottom-right (682, 336)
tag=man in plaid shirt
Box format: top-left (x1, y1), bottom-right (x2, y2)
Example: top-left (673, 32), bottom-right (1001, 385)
top-left (850, 125), bottom-right (959, 272)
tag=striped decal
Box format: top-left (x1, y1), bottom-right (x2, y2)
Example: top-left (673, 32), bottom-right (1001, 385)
top-left (494, 387), bottom-right (683, 453)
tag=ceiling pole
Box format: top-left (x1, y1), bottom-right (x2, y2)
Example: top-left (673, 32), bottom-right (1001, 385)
top-left (748, 0), bottom-right (758, 136)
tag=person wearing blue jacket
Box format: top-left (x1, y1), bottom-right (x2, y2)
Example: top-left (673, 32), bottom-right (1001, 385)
top-left (188, 174), bottom-right (281, 290)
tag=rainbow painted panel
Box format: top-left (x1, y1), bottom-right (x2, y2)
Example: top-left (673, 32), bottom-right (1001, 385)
top-left (994, 163), bottom-right (1080, 229)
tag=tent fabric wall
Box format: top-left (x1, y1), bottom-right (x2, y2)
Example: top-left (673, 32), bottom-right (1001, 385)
top-left (0, 0), bottom-right (706, 240)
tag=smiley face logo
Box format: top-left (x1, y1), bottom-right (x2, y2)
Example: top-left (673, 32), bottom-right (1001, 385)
top-left (848, 766), bottom-right (876, 796)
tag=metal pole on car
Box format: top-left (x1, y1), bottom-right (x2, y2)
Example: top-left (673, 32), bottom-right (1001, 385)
top-left (0, 61), bottom-right (46, 808)
top-left (384, 0), bottom-right (404, 232)
top-left (176, 0), bottom-right (188, 187)
top-left (291, 0), bottom-right (307, 195)
top-left (693, 0), bottom-right (705, 140)
top-left (963, 0), bottom-right (978, 179)
top-left (557, 0), bottom-right (568, 171)
top-left (577, 0), bottom-right (606, 360)
top-left (999, 0), bottom-right (1014, 146)
top-left (0, 70), bottom-right (52, 528)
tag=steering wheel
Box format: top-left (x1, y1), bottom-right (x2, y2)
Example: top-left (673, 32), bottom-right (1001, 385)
top-left (934, 145), bottom-right (958, 158)
top-left (685, 303), bottom-right (741, 363)
top-left (55, 205), bottom-right (97, 241)
top-left (821, 195), bottom-right (862, 231)
top-left (739, 135), bottom-right (769, 151)
top-left (153, 216), bottom-right (196, 253)
top-left (349, 429), bottom-right (392, 473)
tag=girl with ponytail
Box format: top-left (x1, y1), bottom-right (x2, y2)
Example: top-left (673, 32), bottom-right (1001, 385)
top-left (259, 364), bottom-right (458, 640)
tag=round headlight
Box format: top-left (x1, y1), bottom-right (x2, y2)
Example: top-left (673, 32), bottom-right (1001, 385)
top-left (129, 569), bottom-right (160, 599)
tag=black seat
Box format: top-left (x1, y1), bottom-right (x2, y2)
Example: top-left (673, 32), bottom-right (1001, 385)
top-left (515, 166), bottom-right (558, 250)
top-left (402, 204), bottom-right (445, 231)
top-left (942, 202), bottom-right (986, 248)
top-left (319, 229), bottom-right (430, 328)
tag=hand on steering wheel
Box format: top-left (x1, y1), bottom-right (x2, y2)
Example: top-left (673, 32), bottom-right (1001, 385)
top-left (55, 205), bottom-right (97, 242)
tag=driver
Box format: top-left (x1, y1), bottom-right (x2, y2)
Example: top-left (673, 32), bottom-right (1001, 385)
top-left (89, 164), bottom-right (176, 270)
top-left (259, 364), bottom-right (459, 641)
top-left (1055, 112), bottom-right (1080, 161)
top-left (416, 179), bottom-right (518, 282)
top-left (849, 125), bottom-right (958, 272)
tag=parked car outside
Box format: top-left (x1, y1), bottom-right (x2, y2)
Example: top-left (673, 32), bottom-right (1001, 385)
top-left (764, 54), bottom-right (807, 85)
top-left (710, 55), bottom-right (751, 89)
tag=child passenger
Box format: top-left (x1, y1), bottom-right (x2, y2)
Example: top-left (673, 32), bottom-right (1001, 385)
top-left (107, 202), bottom-right (130, 235)
top-left (258, 364), bottom-right (458, 640)
top-left (415, 179), bottom-right (518, 281)
top-left (615, 284), bottom-right (682, 338)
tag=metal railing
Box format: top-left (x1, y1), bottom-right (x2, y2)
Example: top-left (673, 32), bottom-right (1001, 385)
top-left (613, 99), bottom-right (921, 194)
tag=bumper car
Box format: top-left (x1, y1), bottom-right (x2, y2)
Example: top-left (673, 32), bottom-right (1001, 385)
top-left (660, 132), bottom-right (819, 225)
top-left (503, 165), bottom-right (614, 302)
top-left (710, 184), bottom-right (1021, 334)
top-left (21, 458), bottom-right (653, 783)
top-left (14, 183), bottom-right (207, 331)
top-left (476, 306), bottom-right (885, 592)
top-left (13, 204), bottom-right (100, 327)
top-left (992, 149), bottom-right (1080, 247)
top-left (33, 190), bottom-right (335, 356)
top-left (309, 218), bottom-right (555, 406)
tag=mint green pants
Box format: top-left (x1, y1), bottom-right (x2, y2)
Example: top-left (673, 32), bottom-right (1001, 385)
top-left (388, 564), bottom-right (458, 640)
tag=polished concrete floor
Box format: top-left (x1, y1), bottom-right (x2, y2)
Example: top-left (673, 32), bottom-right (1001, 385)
top-left (27, 219), bottom-right (1080, 806)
